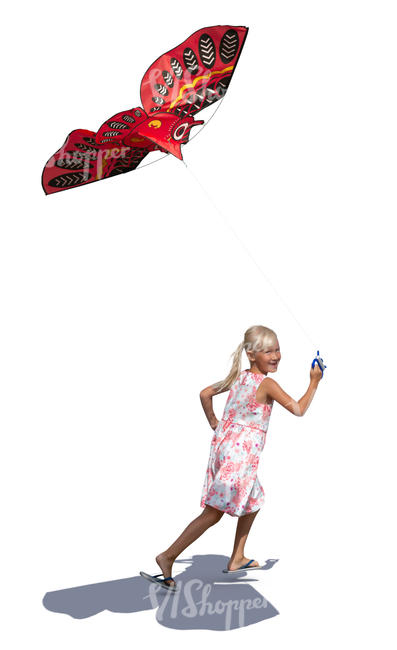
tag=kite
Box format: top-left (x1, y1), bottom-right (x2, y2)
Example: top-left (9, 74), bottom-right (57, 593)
top-left (41, 25), bottom-right (248, 194)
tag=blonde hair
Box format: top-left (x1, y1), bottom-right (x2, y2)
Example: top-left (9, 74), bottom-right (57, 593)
top-left (211, 325), bottom-right (278, 395)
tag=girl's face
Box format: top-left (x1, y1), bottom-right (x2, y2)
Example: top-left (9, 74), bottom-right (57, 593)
top-left (249, 339), bottom-right (281, 374)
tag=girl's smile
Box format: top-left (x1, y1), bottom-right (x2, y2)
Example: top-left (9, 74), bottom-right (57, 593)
top-left (248, 340), bottom-right (281, 375)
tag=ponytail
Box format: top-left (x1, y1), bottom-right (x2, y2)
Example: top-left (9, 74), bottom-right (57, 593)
top-left (211, 340), bottom-right (245, 395)
top-left (210, 325), bottom-right (278, 396)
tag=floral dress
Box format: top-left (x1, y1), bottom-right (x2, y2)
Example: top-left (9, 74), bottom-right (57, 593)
top-left (200, 370), bottom-right (273, 517)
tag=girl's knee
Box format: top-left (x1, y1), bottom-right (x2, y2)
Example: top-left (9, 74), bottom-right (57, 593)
top-left (211, 511), bottom-right (224, 525)
top-left (202, 505), bottom-right (224, 525)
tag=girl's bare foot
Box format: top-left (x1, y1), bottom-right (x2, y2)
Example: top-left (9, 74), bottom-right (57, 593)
top-left (155, 552), bottom-right (176, 587)
top-left (227, 556), bottom-right (260, 571)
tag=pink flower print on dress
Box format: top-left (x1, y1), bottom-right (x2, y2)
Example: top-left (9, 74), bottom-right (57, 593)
top-left (231, 490), bottom-right (242, 507)
top-left (200, 370), bottom-right (272, 517)
top-left (227, 407), bottom-right (237, 420)
top-left (208, 485), bottom-right (217, 499)
top-left (247, 453), bottom-right (259, 471)
top-left (240, 474), bottom-right (253, 490)
top-left (246, 495), bottom-right (260, 511)
top-left (233, 460), bottom-right (243, 474)
top-left (246, 394), bottom-right (260, 414)
top-left (257, 433), bottom-right (266, 453)
top-left (218, 461), bottom-right (235, 481)
top-left (233, 475), bottom-right (242, 491)
top-left (235, 484), bottom-right (248, 504)
top-left (242, 439), bottom-right (252, 455)
top-left (227, 430), bottom-right (243, 451)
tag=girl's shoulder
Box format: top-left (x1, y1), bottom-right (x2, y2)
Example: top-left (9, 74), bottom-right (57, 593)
top-left (256, 376), bottom-right (275, 407)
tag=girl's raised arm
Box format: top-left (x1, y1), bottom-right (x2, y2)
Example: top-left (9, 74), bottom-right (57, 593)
top-left (199, 383), bottom-right (228, 430)
top-left (260, 364), bottom-right (323, 417)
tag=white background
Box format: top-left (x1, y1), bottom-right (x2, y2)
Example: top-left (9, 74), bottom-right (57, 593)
top-left (1, 0), bottom-right (396, 646)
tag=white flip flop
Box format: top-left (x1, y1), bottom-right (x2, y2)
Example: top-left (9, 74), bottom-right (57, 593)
top-left (139, 570), bottom-right (179, 592)
top-left (222, 559), bottom-right (264, 573)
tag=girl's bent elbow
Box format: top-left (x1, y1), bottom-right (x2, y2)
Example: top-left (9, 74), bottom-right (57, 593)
top-left (290, 403), bottom-right (303, 416)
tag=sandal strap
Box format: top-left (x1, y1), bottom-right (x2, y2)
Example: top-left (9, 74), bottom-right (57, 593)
top-left (152, 573), bottom-right (174, 582)
top-left (241, 559), bottom-right (254, 569)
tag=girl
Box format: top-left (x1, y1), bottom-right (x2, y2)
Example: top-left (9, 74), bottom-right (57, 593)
top-left (140, 325), bottom-right (323, 591)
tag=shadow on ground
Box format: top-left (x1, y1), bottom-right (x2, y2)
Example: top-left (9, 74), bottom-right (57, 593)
top-left (43, 554), bottom-right (279, 630)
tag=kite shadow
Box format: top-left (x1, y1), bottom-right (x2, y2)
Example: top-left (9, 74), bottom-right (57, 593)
top-left (42, 554), bottom-right (279, 631)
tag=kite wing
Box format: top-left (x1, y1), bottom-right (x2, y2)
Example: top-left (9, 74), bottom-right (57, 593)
top-left (140, 25), bottom-right (248, 118)
top-left (41, 109), bottom-right (160, 195)
top-left (42, 26), bottom-right (248, 194)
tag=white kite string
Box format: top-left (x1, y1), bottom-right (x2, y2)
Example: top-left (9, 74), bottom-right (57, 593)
top-left (183, 160), bottom-right (317, 351)
top-left (132, 95), bottom-right (317, 351)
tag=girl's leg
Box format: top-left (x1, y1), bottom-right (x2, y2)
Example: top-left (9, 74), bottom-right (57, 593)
top-left (155, 505), bottom-right (224, 585)
top-left (228, 509), bottom-right (260, 571)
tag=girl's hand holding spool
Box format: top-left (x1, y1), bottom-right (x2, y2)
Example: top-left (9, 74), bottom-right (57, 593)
top-left (310, 350), bottom-right (326, 383)
top-left (310, 363), bottom-right (324, 383)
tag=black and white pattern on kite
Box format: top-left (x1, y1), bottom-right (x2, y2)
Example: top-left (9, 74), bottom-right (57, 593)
top-left (75, 142), bottom-right (98, 153)
top-left (162, 70), bottom-right (174, 87)
top-left (215, 77), bottom-right (230, 97)
top-left (55, 156), bottom-right (93, 170)
top-left (68, 147), bottom-right (98, 160)
top-left (147, 29), bottom-right (245, 115)
top-left (154, 83), bottom-right (169, 96)
top-left (199, 34), bottom-right (216, 68)
top-left (171, 79), bottom-right (229, 118)
top-left (122, 114), bottom-right (136, 123)
top-left (107, 120), bottom-right (129, 130)
top-left (172, 104), bottom-right (190, 118)
top-left (186, 92), bottom-right (203, 113)
top-left (83, 136), bottom-right (97, 145)
top-left (219, 29), bottom-right (239, 64)
top-left (205, 87), bottom-right (218, 102)
top-left (49, 146), bottom-right (150, 189)
top-left (103, 130), bottom-right (123, 138)
top-left (48, 171), bottom-right (91, 188)
top-left (183, 48), bottom-right (199, 74)
top-left (170, 57), bottom-right (183, 79)
top-left (108, 147), bottom-right (149, 176)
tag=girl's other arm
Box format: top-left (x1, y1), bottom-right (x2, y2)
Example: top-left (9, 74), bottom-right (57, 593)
top-left (263, 364), bottom-right (323, 417)
top-left (199, 383), bottom-right (228, 430)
